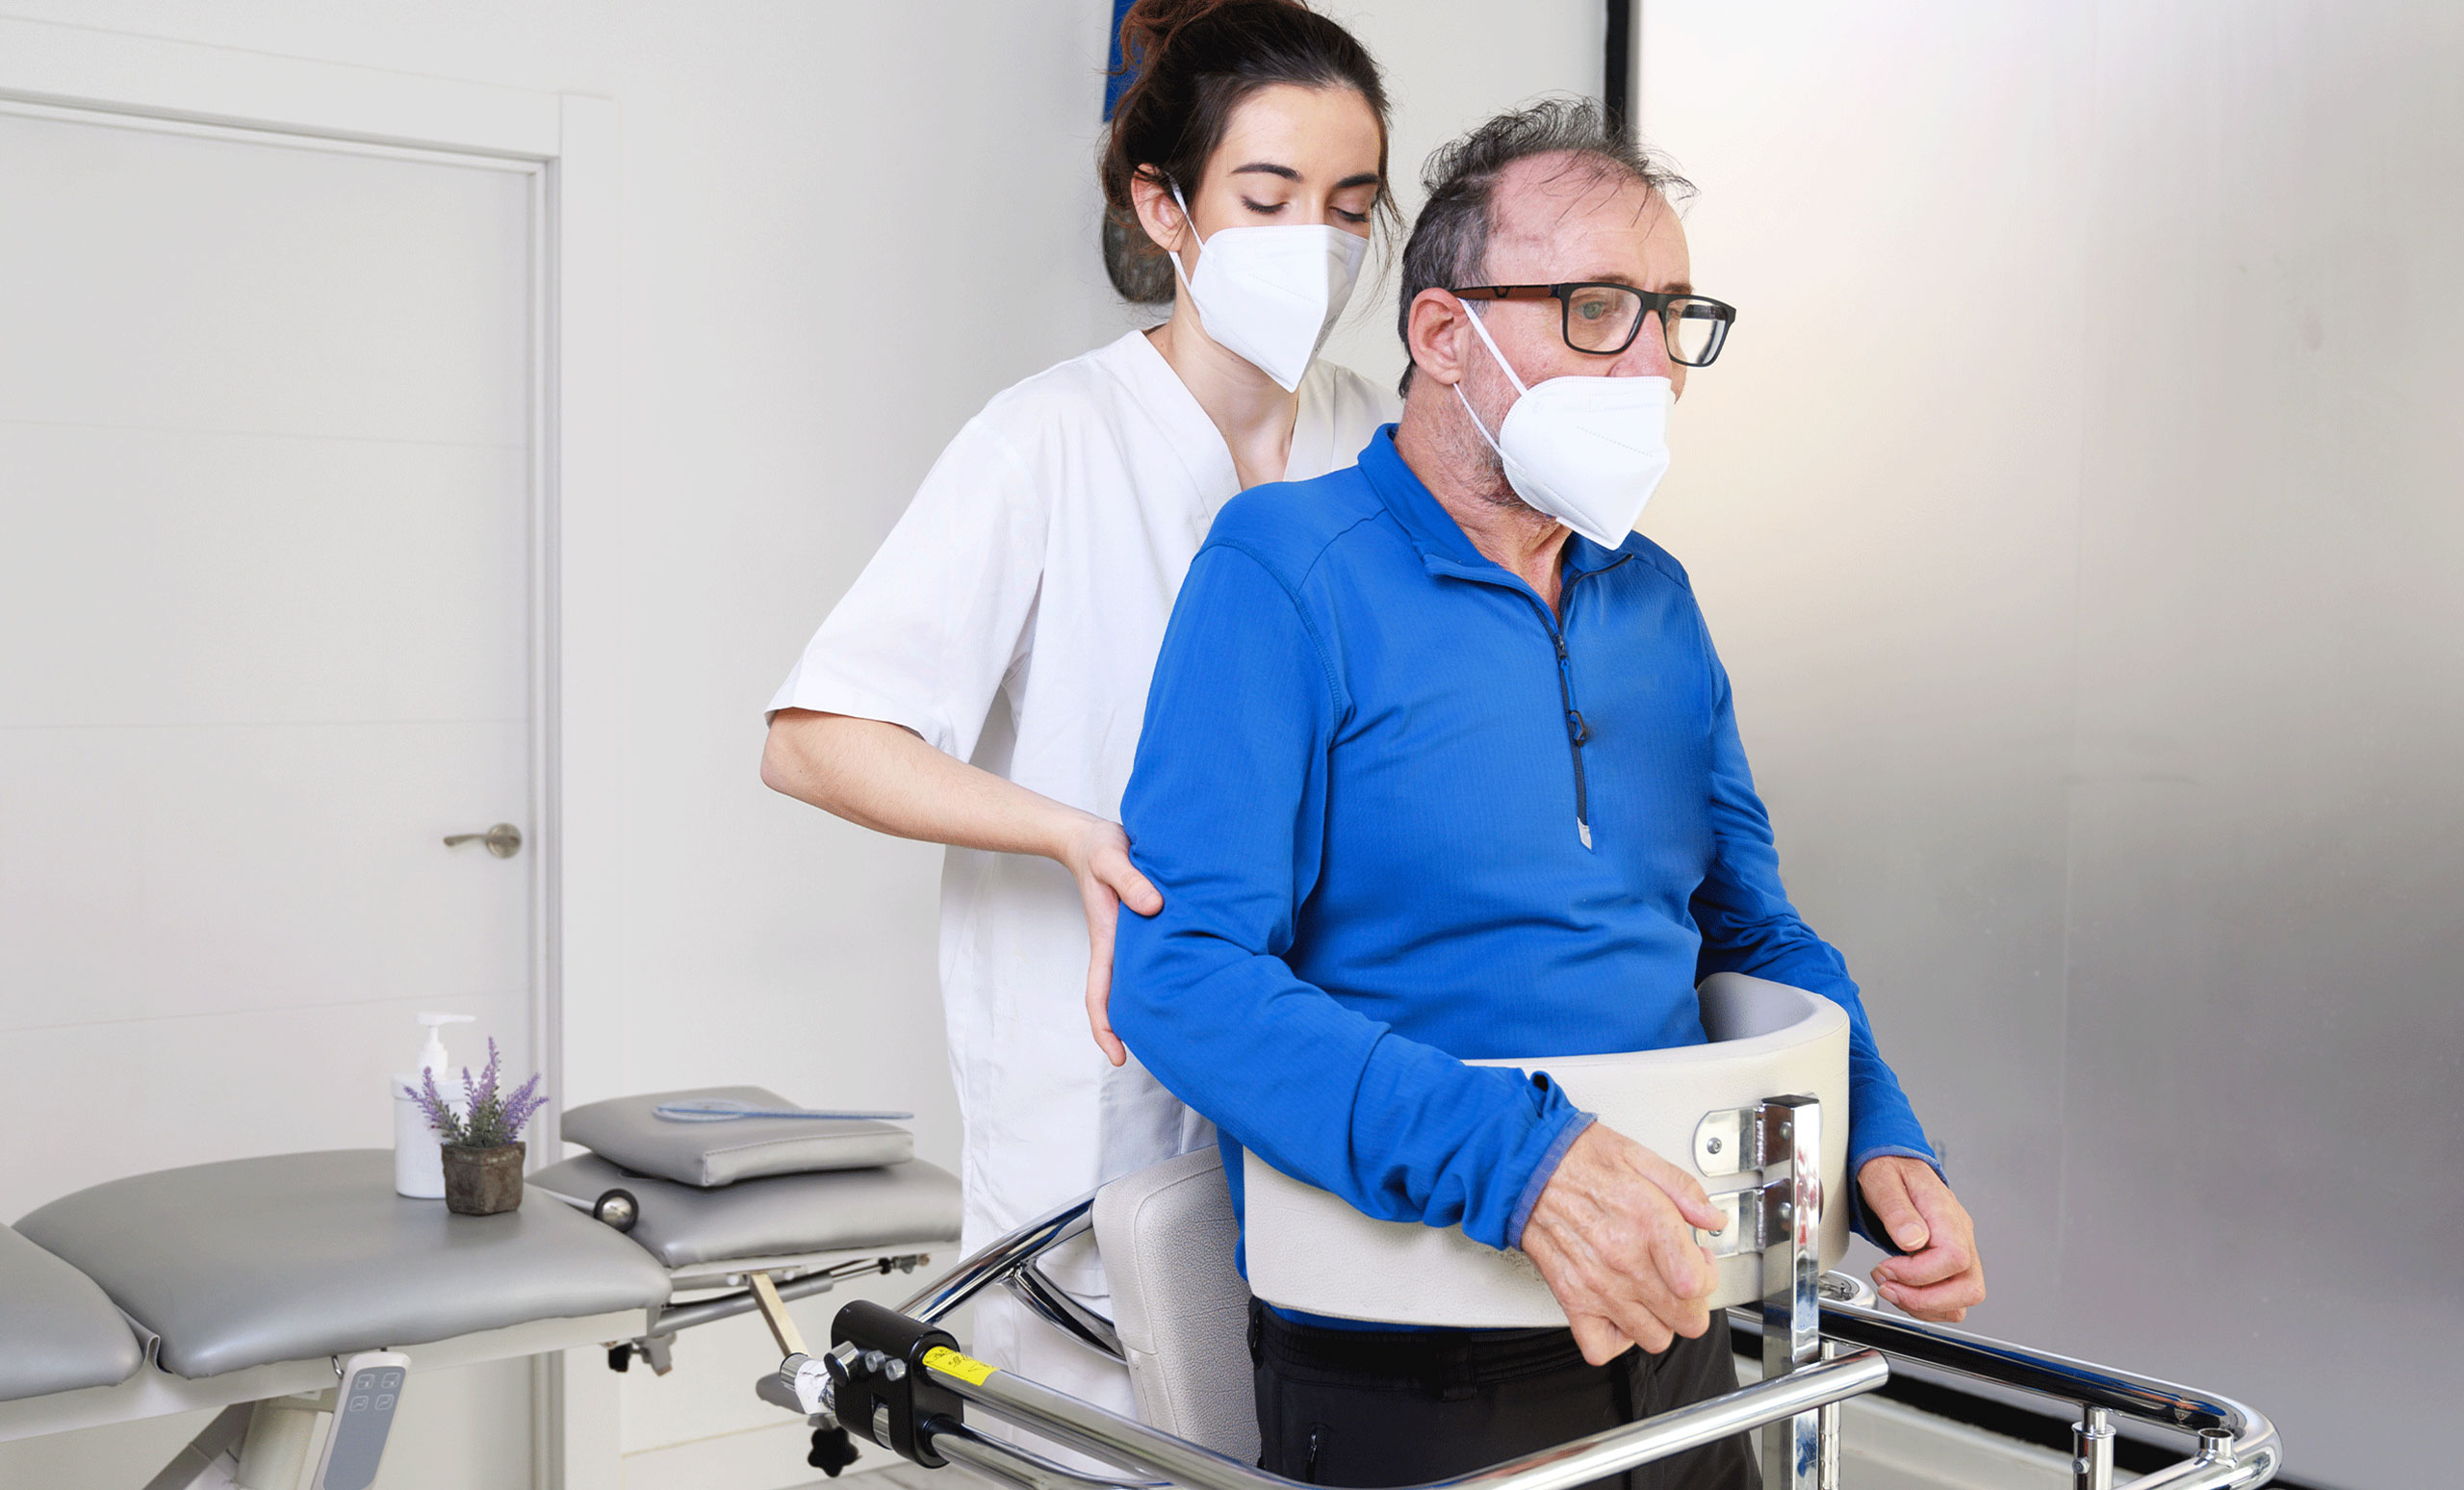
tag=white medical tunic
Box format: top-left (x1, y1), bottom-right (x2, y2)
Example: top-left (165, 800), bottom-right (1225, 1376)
top-left (770, 328), bottom-right (1395, 1409)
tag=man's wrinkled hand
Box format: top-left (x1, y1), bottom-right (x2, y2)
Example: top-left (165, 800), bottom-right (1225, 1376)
top-left (1518, 1123), bottom-right (1728, 1365)
top-left (1859, 1156), bottom-right (1985, 1322)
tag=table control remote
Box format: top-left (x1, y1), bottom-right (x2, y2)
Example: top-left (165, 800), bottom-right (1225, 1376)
top-left (312, 1350), bottom-right (410, 1490)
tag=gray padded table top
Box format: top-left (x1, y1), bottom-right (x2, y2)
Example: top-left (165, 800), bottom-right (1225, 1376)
top-left (0, 1223), bottom-right (143, 1402)
top-left (530, 1153), bottom-right (961, 1270)
top-left (14, 1150), bottom-right (673, 1379)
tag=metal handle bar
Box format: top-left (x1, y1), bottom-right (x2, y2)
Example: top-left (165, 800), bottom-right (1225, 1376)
top-left (1796, 1300), bottom-right (2279, 1488)
top-left (929, 1422), bottom-right (1169, 1490)
top-left (926, 1345), bottom-right (1888, 1490)
top-left (898, 1195), bottom-right (1095, 1325)
top-left (1806, 1299), bottom-right (2248, 1436)
top-left (880, 1137), bottom-right (2279, 1490)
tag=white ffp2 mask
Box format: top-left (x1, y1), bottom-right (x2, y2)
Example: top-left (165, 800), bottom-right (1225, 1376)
top-left (1452, 300), bottom-right (1673, 550)
top-left (1168, 186), bottom-right (1368, 392)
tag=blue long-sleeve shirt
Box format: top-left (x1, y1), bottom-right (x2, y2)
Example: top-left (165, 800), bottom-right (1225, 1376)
top-left (1113, 428), bottom-right (1935, 1269)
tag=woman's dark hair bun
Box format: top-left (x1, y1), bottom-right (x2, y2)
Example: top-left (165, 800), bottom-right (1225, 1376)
top-left (1099, 0), bottom-right (1393, 304)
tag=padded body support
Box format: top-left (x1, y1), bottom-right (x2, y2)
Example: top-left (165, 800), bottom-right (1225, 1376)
top-left (0, 1223), bottom-right (143, 1402)
top-left (530, 1153), bottom-right (962, 1270)
top-left (1244, 973), bottom-right (1850, 1327)
top-left (560, 1086), bottom-right (913, 1188)
top-left (15, 1150), bottom-right (673, 1378)
top-left (1092, 1147), bottom-right (1259, 1462)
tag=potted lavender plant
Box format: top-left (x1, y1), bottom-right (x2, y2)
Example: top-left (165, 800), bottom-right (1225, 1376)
top-left (404, 1039), bottom-right (546, 1216)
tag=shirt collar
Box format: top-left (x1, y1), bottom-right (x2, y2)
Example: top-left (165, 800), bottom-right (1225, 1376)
top-left (1355, 424), bottom-right (1636, 585)
top-left (1105, 330), bottom-right (1239, 500)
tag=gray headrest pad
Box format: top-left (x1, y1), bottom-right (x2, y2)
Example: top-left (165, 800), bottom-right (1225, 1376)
top-left (15, 1150), bottom-right (672, 1379)
top-left (530, 1153), bottom-right (960, 1270)
top-left (0, 1223), bottom-right (143, 1401)
top-left (561, 1087), bottom-right (913, 1188)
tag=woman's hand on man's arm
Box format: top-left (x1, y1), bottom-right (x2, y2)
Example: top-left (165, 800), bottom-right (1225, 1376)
top-left (1057, 816), bottom-right (1162, 1066)
top-left (760, 708), bottom-right (1158, 1063)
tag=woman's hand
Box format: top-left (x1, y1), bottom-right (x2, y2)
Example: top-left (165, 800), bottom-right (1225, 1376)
top-left (1058, 814), bottom-right (1164, 1066)
top-left (757, 716), bottom-right (1167, 1066)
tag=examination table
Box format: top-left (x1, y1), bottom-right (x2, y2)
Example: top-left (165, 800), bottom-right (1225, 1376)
top-left (0, 1089), bottom-right (960, 1489)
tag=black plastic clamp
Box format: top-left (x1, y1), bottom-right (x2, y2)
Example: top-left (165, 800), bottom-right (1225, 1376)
top-left (827, 1299), bottom-right (964, 1468)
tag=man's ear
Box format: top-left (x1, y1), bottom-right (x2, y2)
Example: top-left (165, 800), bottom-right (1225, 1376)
top-left (1405, 288), bottom-right (1471, 390)
top-left (1128, 168), bottom-right (1191, 258)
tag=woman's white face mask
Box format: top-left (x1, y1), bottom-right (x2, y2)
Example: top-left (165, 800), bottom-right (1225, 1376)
top-left (1451, 299), bottom-right (1673, 550)
top-left (1169, 185), bottom-right (1368, 392)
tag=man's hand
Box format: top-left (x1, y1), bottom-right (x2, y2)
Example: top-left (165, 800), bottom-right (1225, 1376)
top-left (1057, 815), bottom-right (1163, 1066)
top-left (1519, 1123), bottom-right (1729, 1365)
top-left (1858, 1156), bottom-right (1985, 1322)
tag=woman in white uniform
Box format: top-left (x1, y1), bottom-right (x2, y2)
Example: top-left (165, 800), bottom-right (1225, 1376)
top-left (759, 0), bottom-right (1399, 1432)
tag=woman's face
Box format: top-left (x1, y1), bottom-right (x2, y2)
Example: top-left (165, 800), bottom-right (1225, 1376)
top-left (1140, 82), bottom-right (1383, 251)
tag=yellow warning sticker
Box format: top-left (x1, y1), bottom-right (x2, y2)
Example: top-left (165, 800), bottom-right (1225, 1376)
top-left (921, 1347), bottom-right (999, 1386)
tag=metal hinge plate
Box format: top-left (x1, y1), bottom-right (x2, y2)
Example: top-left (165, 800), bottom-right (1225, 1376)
top-left (1695, 1179), bottom-right (1794, 1258)
top-left (1693, 1100), bottom-right (1806, 1177)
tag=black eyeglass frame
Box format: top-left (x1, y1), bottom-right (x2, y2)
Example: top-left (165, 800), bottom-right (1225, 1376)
top-left (1449, 283), bottom-right (1738, 366)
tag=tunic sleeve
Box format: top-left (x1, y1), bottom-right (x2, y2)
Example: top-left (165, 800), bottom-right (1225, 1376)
top-left (768, 415), bottom-right (1049, 762)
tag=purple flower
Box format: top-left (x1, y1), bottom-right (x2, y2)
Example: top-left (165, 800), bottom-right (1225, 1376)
top-left (405, 1032), bottom-right (546, 1149)
top-left (464, 1039), bottom-right (502, 1117)
top-left (499, 1073), bottom-right (546, 1143)
top-left (405, 1067), bottom-right (466, 1145)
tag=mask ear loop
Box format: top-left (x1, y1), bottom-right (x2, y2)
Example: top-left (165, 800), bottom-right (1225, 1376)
top-left (1165, 183), bottom-right (1204, 297)
top-left (1449, 295), bottom-right (1529, 460)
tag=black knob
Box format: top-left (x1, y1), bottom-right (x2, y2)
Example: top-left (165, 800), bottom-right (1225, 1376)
top-left (808, 1426), bottom-right (860, 1477)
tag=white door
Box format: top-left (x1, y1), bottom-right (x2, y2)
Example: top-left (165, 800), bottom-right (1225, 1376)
top-left (0, 104), bottom-right (541, 1222)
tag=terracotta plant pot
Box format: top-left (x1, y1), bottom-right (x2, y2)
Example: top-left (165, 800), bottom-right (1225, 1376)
top-left (441, 1142), bottom-right (526, 1216)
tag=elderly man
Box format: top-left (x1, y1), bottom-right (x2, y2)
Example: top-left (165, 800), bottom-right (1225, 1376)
top-left (1110, 101), bottom-right (1985, 1488)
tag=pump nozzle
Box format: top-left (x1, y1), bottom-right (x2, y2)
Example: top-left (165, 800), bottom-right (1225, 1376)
top-left (414, 1012), bottom-right (477, 1079)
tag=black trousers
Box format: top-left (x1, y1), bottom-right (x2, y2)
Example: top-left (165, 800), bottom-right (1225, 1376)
top-left (1250, 1303), bottom-right (1757, 1490)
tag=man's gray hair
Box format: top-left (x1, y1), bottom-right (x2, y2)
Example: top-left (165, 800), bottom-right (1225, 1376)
top-left (1396, 97), bottom-right (1695, 395)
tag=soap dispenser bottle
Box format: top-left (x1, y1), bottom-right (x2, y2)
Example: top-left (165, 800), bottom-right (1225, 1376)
top-left (395, 1012), bottom-right (475, 1198)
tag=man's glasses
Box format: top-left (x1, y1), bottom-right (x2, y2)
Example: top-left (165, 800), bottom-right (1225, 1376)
top-left (1450, 283), bottom-right (1737, 366)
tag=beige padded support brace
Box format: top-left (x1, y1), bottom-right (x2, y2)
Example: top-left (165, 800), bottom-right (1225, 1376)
top-left (1092, 1148), bottom-right (1261, 1463)
top-left (1243, 973), bottom-right (1851, 1328)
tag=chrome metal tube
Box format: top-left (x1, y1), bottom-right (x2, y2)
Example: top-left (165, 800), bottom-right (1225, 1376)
top-left (1810, 1298), bottom-right (2248, 1433)
top-left (1814, 1342), bottom-right (1841, 1490)
top-left (1758, 1095), bottom-right (1822, 1490)
top-left (899, 1196), bottom-right (1096, 1325)
top-left (925, 1421), bottom-right (1170, 1490)
top-left (2072, 1404), bottom-right (2114, 1490)
top-left (651, 1265), bottom-right (849, 1337)
top-left (1794, 1301), bottom-right (2280, 1489)
top-left (1004, 1262), bottom-right (1125, 1359)
top-left (2125, 1425), bottom-right (2282, 1490)
top-left (931, 1348), bottom-right (1887, 1490)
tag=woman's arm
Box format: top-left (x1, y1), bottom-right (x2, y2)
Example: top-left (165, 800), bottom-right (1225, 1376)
top-left (760, 708), bottom-right (1159, 1064)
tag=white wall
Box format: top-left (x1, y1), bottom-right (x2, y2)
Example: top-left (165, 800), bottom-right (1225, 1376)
top-left (1638, 5), bottom-right (2464, 1488)
top-left (0, 3), bottom-right (1605, 1485)
top-left (1316, 1), bottom-right (1605, 391)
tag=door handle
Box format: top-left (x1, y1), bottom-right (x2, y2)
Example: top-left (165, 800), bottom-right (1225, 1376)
top-left (443, 823), bottom-right (523, 859)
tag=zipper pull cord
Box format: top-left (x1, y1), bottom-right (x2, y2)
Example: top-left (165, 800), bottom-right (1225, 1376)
top-left (1536, 609), bottom-right (1593, 849)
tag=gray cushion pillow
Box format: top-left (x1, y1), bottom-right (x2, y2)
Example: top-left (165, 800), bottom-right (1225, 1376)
top-left (530, 1153), bottom-right (960, 1269)
top-left (561, 1086), bottom-right (913, 1188)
